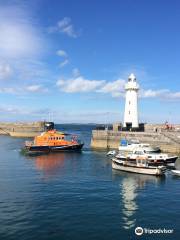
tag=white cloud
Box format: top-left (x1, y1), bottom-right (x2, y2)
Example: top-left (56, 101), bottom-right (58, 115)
top-left (56, 49), bottom-right (68, 58)
top-left (0, 106), bottom-right (20, 115)
top-left (0, 63), bottom-right (12, 79)
top-left (59, 59), bottom-right (69, 68)
top-left (168, 92), bottom-right (180, 99)
top-left (48, 17), bottom-right (79, 38)
top-left (57, 76), bottom-right (105, 93)
top-left (98, 79), bottom-right (125, 97)
top-left (0, 105), bottom-right (51, 117)
top-left (56, 71), bottom-right (180, 101)
top-left (140, 89), bottom-right (180, 99)
top-left (25, 85), bottom-right (48, 93)
top-left (0, 5), bottom-right (46, 59)
top-left (0, 87), bottom-right (17, 94)
top-left (0, 3), bottom-right (52, 93)
top-left (140, 89), bottom-right (168, 98)
top-left (0, 84), bottom-right (47, 95)
top-left (56, 49), bottom-right (69, 68)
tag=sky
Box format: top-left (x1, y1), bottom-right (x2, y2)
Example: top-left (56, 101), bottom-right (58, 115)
top-left (0, 0), bottom-right (180, 123)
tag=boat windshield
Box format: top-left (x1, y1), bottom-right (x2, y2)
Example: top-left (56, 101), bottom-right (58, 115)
top-left (137, 159), bottom-right (148, 166)
top-left (134, 151), bottom-right (144, 155)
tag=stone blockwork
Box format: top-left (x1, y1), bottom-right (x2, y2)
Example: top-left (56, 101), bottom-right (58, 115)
top-left (91, 130), bottom-right (180, 153)
top-left (0, 122), bottom-right (45, 137)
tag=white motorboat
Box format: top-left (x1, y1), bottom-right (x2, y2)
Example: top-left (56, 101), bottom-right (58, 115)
top-left (115, 149), bottom-right (178, 167)
top-left (112, 158), bottom-right (166, 176)
top-left (107, 150), bottom-right (116, 156)
top-left (171, 170), bottom-right (180, 176)
top-left (119, 139), bottom-right (161, 153)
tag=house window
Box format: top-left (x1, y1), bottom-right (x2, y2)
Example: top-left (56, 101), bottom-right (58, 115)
top-left (129, 111), bottom-right (130, 115)
top-left (129, 101), bottom-right (131, 105)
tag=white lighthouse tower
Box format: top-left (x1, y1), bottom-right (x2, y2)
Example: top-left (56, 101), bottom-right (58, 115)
top-left (123, 73), bottom-right (139, 130)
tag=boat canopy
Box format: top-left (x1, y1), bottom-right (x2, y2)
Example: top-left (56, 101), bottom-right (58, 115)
top-left (120, 139), bottom-right (128, 146)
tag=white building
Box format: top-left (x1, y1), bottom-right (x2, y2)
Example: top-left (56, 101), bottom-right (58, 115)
top-left (123, 73), bottom-right (139, 129)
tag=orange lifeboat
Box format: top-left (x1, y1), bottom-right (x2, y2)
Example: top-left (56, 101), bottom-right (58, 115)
top-left (24, 129), bottom-right (84, 154)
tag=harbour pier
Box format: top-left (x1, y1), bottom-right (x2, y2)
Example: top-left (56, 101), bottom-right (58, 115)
top-left (91, 124), bottom-right (180, 154)
top-left (91, 74), bottom-right (180, 154)
top-left (0, 121), bottom-right (54, 137)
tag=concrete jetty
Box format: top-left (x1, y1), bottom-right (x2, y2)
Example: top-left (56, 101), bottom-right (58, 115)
top-left (91, 124), bottom-right (180, 154)
top-left (0, 121), bottom-right (53, 137)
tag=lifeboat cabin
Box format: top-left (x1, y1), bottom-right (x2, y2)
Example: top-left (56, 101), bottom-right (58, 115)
top-left (25, 129), bottom-right (84, 153)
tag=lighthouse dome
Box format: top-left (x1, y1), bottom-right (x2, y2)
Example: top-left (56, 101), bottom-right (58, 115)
top-left (125, 73), bottom-right (139, 90)
top-left (128, 73), bottom-right (136, 82)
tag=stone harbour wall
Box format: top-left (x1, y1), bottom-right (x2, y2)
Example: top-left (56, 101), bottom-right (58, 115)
top-left (91, 130), bottom-right (180, 154)
top-left (0, 121), bottom-right (45, 137)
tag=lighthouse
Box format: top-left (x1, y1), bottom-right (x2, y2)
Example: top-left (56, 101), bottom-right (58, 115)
top-left (123, 73), bottom-right (139, 130)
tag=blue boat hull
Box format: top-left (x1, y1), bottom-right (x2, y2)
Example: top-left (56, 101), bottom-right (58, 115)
top-left (25, 143), bottom-right (84, 154)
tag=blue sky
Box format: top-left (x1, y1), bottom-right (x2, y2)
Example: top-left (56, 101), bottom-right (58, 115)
top-left (0, 0), bottom-right (180, 123)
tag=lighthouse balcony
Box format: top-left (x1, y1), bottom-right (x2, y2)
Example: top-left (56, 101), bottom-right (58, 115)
top-left (125, 85), bottom-right (139, 90)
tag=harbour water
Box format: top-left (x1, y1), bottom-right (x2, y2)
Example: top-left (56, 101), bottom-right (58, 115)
top-left (0, 124), bottom-right (179, 240)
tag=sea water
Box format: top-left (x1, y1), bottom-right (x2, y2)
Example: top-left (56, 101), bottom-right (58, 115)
top-left (0, 124), bottom-right (179, 240)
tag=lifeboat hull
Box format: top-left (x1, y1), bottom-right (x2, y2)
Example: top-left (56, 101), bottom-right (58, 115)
top-left (25, 143), bottom-right (84, 154)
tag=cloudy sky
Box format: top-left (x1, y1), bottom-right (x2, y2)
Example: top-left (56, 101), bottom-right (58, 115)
top-left (0, 0), bottom-right (180, 123)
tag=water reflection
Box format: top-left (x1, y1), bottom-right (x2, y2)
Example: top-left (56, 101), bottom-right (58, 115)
top-left (113, 171), bottom-right (165, 230)
top-left (121, 177), bottom-right (138, 230)
top-left (35, 153), bottom-right (65, 172)
top-left (26, 152), bottom-right (83, 179)
top-left (26, 153), bottom-right (66, 178)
